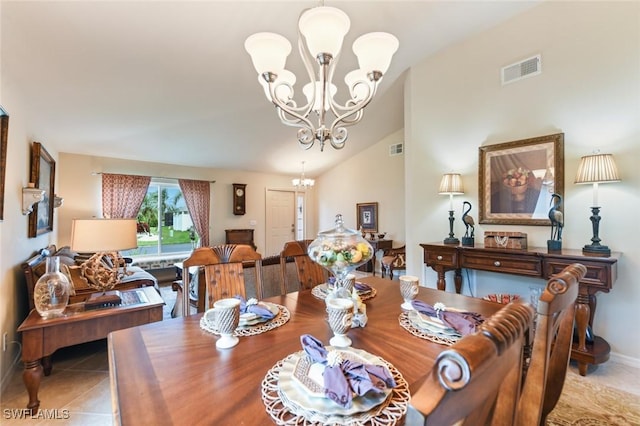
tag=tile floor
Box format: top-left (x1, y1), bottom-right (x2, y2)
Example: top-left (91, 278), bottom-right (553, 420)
top-left (1, 282), bottom-right (639, 425)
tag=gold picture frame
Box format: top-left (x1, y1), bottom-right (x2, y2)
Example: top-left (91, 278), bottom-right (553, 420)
top-left (356, 202), bottom-right (378, 233)
top-left (479, 133), bottom-right (564, 225)
top-left (28, 142), bottom-right (56, 237)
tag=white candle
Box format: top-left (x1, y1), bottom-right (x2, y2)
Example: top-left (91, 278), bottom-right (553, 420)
top-left (592, 182), bottom-right (599, 207)
top-left (449, 193), bottom-right (453, 211)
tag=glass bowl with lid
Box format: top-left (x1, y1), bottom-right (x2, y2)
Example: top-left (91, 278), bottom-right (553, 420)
top-left (308, 214), bottom-right (373, 297)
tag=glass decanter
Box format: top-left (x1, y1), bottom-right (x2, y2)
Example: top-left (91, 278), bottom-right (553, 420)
top-left (33, 256), bottom-right (70, 318)
top-left (308, 214), bottom-right (373, 299)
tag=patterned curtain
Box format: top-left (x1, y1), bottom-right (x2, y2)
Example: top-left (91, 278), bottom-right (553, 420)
top-left (178, 179), bottom-right (210, 247)
top-left (102, 173), bottom-right (151, 219)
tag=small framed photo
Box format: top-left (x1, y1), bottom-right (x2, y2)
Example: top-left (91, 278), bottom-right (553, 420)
top-left (356, 202), bottom-right (378, 233)
top-left (479, 133), bottom-right (564, 225)
top-left (28, 142), bottom-right (56, 237)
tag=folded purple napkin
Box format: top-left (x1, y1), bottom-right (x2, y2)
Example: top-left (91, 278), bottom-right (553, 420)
top-left (233, 295), bottom-right (275, 320)
top-left (300, 334), bottom-right (396, 408)
top-left (354, 282), bottom-right (372, 292)
top-left (411, 300), bottom-right (484, 336)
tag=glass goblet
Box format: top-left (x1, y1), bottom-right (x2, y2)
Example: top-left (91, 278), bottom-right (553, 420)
top-left (326, 298), bottom-right (354, 347)
top-left (399, 275), bottom-right (419, 310)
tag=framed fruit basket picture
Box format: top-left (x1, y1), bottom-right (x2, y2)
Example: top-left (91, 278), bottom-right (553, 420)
top-left (479, 133), bottom-right (564, 225)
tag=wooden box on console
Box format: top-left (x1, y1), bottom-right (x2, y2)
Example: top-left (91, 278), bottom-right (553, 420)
top-left (484, 231), bottom-right (528, 250)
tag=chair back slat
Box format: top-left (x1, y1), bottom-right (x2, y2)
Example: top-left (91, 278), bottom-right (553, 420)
top-left (516, 263), bottom-right (586, 426)
top-left (279, 240), bottom-right (327, 294)
top-left (180, 245), bottom-right (262, 316)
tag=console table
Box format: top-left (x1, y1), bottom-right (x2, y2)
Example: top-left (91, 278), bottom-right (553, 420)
top-left (17, 286), bottom-right (164, 412)
top-left (357, 239), bottom-right (392, 275)
top-left (420, 242), bottom-right (619, 376)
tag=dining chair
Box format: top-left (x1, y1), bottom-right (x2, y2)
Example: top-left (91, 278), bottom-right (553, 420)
top-left (380, 245), bottom-right (406, 280)
top-left (178, 244), bottom-right (263, 316)
top-left (515, 263), bottom-right (586, 426)
top-left (406, 299), bottom-right (535, 426)
top-left (279, 239), bottom-right (328, 294)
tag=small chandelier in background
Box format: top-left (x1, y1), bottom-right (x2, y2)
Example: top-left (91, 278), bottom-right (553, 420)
top-left (292, 161), bottom-right (315, 190)
top-left (245, 5), bottom-right (399, 152)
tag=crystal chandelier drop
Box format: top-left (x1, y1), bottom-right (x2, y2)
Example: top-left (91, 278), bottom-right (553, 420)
top-left (292, 161), bottom-right (315, 189)
top-left (245, 6), bottom-right (399, 151)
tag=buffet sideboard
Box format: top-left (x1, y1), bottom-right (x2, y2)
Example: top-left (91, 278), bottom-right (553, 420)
top-left (420, 242), bottom-right (620, 376)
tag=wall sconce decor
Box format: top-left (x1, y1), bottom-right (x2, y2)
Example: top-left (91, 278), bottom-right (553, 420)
top-left (574, 153), bottom-right (620, 256)
top-left (439, 173), bottom-right (464, 244)
top-left (53, 195), bottom-right (64, 208)
top-left (22, 184), bottom-right (45, 215)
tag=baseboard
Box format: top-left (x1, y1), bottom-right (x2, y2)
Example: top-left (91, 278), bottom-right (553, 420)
top-left (610, 351), bottom-right (640, 369)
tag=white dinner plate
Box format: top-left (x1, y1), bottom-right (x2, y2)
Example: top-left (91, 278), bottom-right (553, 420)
top-left (278, 347), bottom-right (393, 416)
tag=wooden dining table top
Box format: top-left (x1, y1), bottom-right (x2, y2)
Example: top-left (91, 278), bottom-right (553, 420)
top-left (108, 276), bottom-right (503, 425)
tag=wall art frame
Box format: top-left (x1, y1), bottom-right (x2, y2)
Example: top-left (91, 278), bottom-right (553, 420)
top-left (356, 202), bottom-right (378, 233)
top-left (0, 106), bottom-right (8, 221)
top-left (479, 133), bottom-right (564, 226)
top-left (28, 141), bottom-right (56, 237)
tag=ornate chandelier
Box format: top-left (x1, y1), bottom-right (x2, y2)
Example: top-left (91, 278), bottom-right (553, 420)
top-left (292, 161), bottom-right (315, 189)
top-left (245, 5), bottom-right (399, 151)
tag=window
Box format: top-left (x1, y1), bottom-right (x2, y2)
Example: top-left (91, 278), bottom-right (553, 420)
top-left (122, 179), bottom-right (196, 257)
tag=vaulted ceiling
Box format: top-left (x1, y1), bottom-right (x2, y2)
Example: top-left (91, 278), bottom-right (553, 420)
top-left (2, 0), bottom-right (539, 177)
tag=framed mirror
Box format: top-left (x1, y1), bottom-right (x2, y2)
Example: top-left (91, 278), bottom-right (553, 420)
top-left (0, 106), bottom-right (8, 221)
top-left (28, 142), bottom-right (56, 237)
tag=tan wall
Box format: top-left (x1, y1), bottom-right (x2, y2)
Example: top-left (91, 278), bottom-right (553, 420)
top-left (315, 129), bottom-right (406, 272)
top-left (0, 78), bottom-right (60, 386)
top-left (57, 153), bottom-right (312, 255)
top-left (405, 1), bottom-right (639, 361)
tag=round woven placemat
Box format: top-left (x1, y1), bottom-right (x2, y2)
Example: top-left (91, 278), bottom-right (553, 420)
top-left (200, 304), bottom-right (290, 337)
top-left (398, 311), bottom-right (461, 346)
top-left (261, 352), bottom-right (410, 425)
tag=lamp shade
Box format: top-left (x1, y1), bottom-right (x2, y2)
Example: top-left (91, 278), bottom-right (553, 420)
top-left (438, 173), bottom-right (464, 195)
top-left (71, 219), bottom-right (138, 252)
top-left (244, 32), bottom-right (292, 75)
top-left (298, 6), bottom-right (350, 58)
top-left (303, 81), bottom-right (337, 112)
top-left (352, 32), bottom-right (399, 74)
top-left (574, 153), bottom-right (621, 184)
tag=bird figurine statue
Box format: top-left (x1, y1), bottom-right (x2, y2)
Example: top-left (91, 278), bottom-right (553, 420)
top-left (461, 201), bottom-right (475, 246)
top-left (547, 193), bottom-right (564, 251)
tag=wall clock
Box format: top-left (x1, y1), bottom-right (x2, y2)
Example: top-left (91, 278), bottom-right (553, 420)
top-left (233, 183), bottom-right (246, 215)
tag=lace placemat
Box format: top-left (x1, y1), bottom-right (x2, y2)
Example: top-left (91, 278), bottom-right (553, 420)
top-left (261, 352), bottom-right (410, 425)
top-left (199, 304), bottom-right (290, 337)
top-left (311, 284), bottom-right (377, 302)
top-left (398, 312), bottom-right (461, 346)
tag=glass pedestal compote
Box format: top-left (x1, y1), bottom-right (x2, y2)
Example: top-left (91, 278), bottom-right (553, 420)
top-left (308, 214), bottom-right (374, 300)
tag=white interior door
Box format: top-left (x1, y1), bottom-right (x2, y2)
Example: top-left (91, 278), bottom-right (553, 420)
top-left (265, 189), bottom-right (296, 256)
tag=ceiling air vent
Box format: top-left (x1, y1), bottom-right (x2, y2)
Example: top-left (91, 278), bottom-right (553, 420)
top-left (389, 143), bottom-right (403, 156)
top-left (501, 54), bottom-right (541, 85)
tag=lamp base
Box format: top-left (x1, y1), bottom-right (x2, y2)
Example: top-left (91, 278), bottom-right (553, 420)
top-left (582, 244), bottom-right (611, 257)
top-left (443, 237), bottom-right (459, 245)
top-left (84, 290), bottom-right (122, 310)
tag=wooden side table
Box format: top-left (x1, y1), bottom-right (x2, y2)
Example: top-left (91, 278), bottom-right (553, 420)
top-left (17, 286), bottom-right (164, 412)
top-left (420, 242), bottom-right (620, 375)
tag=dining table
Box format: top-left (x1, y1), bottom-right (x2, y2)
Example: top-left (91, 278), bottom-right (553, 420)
top-left (108, 276), bottom-right (503, 425)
